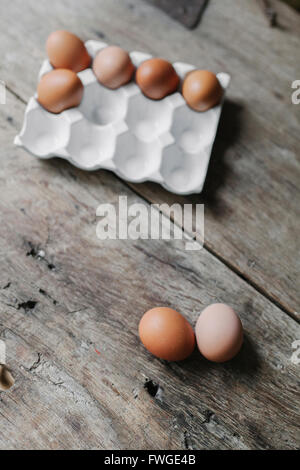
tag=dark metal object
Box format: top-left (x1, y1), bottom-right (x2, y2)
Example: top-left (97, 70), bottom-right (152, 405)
top-left (145, 0), bottom-right (208, 29)
top-left (281, 0), bottom-right (300, 11)
top-left (257, 0), bottom-right (278, 26)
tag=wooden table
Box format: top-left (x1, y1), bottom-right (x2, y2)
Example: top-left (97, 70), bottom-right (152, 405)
top-left (0, 0), bottom-right (299, 450)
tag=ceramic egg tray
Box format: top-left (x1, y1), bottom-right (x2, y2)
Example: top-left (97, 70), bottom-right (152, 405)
top-left (15, 40), bottom-right (230, 195)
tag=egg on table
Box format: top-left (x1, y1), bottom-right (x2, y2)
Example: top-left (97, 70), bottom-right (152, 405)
top-left (93, 45), bottom-right (135, 89)
top-left (139, 307), bottom-right (195, 361)
top-left (195, 303), bottom-right (243, 362)
top-left (46, 30), bottom-right (91, 73)
top-left (37, 69), bottom-right (84, 114)
top-left (182, 70), bottom-right (223, 112)
top-left (136, 58), bottom-right (180, 100)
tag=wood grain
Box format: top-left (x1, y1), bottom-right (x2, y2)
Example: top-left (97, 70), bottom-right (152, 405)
top-left (0, 0), bottom-right (299, 318)
top-left (0, 89), bottom-right (299, 450)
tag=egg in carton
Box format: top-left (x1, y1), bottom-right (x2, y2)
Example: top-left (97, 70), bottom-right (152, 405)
top-left (14, 41), bottom-right (230, 195)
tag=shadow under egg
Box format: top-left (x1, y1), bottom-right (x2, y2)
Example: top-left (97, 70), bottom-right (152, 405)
top-left (0, 364), bottom-right (15, 391)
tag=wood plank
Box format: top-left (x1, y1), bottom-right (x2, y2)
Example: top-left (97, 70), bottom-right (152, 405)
top-left (0, 90), bottom-right (300, 449)
top-left (0, 0), bottom-right (299, 317)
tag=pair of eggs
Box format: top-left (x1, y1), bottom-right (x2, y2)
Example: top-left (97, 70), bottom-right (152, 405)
top-left (139, 304), bottom-right (244, 363)
top-left (38, 30), bottom-right (223, 114)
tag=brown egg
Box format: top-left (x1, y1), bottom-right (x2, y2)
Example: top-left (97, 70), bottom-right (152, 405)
top-left (139, 307), bottom-right (195, 361)
top-left (37, 69), bottom-right (84, 114)
top-left (182, 70), bottom-right (223, 112)
top-left (46, 30), bottom-right (91, 73)
top-left (195, 304), bottom-right (243, 362)
top-left (93, 46), bottom-right (135, 89)
top-left (136, 58), bottom-right (180, 100)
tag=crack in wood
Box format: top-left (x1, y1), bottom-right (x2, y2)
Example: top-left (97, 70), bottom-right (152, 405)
top-left (38, 288), bottom-right (57, 305)
top-left (202, 409), bottom-right (215, 424)
top-left (17, 300), bottom-right (37, 314)
top-left (144, 379), bottom-right (159, 397)
top-left (144, 379), bottom-right (164, 402)
top-left (183, 430), bottom-right (194, 450)
top-left (26, 353), bottom-right (42, 372)
top-left (25, 241), bottom-right (56, 272)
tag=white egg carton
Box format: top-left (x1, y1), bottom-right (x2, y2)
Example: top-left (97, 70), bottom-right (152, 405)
top-left (15, 40), bottom-right (230, 195)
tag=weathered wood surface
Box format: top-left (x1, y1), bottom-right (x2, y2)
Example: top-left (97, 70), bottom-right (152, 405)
top-left (0, 0), bottom-right (299, 450)
top-left (0, 93), bottom-right (299, 449)
top-left (0, 0), bottom-right (299, 318)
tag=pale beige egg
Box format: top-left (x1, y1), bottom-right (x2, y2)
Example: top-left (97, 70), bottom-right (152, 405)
top-left (195, 303), bottom-right (243, 362)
